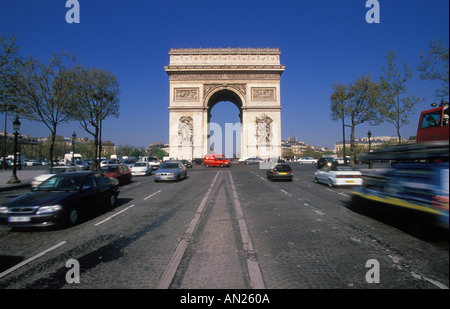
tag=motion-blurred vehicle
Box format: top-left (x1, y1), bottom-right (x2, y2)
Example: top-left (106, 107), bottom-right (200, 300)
top-left (244, 157), bottom-right (264, 165)
top-left (130, 161), bottom-right (152, 176)
top-left (100, 164), bottom-right (132, 185)
top-left (316, 157), bottom-right (339, 169)
top-left (352, 162), bottom-right (449, 229)
top-left (297, 157), bottom-right (317, 164)
top-left (203, 154), bottom-right (231, 167)
top-left (154, 161), bottom-right (187, 182)
top-left (314, 164), bottom-right (363, 187)
top-left (31, 166), bottom-right (80, 188)
top-left (0, 172), bottom-right (120, 228)
top-left (266, 163), bottom-right (293, 181)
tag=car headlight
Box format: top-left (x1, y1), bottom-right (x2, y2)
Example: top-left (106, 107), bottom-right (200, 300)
top-left (0, 206), bottom-right (9, 214)
top-left (36, 205), bottom-right (63, 214)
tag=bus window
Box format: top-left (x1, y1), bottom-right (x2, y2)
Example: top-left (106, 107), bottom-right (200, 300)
top-left (420, 111), bottom-right (442, 129)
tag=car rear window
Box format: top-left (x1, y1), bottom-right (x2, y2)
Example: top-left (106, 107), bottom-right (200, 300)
top-left (275, 165), bottom-right (291, 171)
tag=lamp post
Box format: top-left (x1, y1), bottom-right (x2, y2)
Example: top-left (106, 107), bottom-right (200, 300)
top-left (71, 132), bottom-right (76, 166)
top-left (367, 130), bottom-right (373, 169)
top-left (7, 116), bottom-right (21, 184)
top-left (340, 92), bottom-right (353, 165)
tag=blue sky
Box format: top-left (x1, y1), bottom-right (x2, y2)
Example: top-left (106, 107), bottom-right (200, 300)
top-left (1, 0), bottom-right (448, 151)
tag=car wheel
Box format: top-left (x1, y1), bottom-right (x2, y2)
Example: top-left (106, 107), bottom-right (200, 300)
top-left (314, 176), bottom-right (319, 183)
top-left (67, 208), bottom-right (79, 226)
top-left (109, 193), bottom-right (117, 208)
top-left (328, 179), bottom-right (333, 188)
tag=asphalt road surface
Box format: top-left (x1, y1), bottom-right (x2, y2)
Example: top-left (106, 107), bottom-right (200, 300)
top-left (0, 163), bottom-right (448, 291)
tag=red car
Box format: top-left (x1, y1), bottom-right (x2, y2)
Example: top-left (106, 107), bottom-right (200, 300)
top-left (203, 154), bottom-right (231, 167)
top-left (100, 164), bottom-right (132, 185)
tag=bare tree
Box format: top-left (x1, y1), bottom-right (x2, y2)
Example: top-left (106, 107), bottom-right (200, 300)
top-left (330, 75), bottom-right (385, 167)
top-left (418, 40), bottom-right (449, 100)
top-left (0, 34), bottom-right (23, 169)
top-left (66, 66), bottom-right (120, 170)
top-left (14, 52), bottom-right (77, 166)
top-left (330, 81), bottom-right (353, 164)
top-left (380, 50), bottom-right (420, 144)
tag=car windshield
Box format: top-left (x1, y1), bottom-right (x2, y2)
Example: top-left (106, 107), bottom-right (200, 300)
top-left (100, 166), bottom-right (119, 173)
top-left (134, 162), bottom-right (147, 167)
top-left (161, 163), bottom-right (179, 169)
top-left (36, 174), bottom-right (85, 191)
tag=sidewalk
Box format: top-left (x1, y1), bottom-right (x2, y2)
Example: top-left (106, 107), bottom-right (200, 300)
top-left (0, 169), bottom-right (45, 191)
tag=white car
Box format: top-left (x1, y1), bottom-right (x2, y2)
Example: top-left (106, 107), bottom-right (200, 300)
top-left (314, 164), bottom-right (363, 187)
top-left (298, 157), bottom-right (317, 164)
top-left (131, 161), bottom-right (152, 176)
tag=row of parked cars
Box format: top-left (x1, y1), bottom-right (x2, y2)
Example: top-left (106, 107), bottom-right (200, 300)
top-left (0, 157), bottom-right (193, 228)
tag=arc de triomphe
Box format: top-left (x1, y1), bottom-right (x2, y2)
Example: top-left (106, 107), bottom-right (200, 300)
top-left (164, 48), bottom-right (285, 160)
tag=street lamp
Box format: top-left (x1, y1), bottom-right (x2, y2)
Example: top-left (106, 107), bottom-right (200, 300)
top-left (72, 132), bottom-right (76, 166)
top-left (341, 92), bottom-right (353, 165)
top-left (367, 130), bottom-right (373, 169)
top-left (7, 116), bottom-right (21, 184)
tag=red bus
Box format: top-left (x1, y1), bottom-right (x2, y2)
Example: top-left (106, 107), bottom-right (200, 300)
top-left (417, 101), bottom-right (449, 143)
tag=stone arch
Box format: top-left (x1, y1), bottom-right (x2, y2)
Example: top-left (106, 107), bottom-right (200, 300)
top-left (165, 48), bottom-right (285, 160)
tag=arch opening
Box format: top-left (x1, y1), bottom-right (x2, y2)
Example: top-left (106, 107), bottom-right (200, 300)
top-left (207, 90), bottom-right (242, 158)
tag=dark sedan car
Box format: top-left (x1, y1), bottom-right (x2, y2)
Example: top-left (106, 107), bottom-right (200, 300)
top-left (0, 172), bottom-right (120, 228)
top-left (266, 163), bottom-right (294, 181)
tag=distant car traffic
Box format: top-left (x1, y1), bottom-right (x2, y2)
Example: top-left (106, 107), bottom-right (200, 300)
top-left (314, 164), bottom-right (363, 187)
top-left (298, 157), bottom-right (317, 164)
top-left (266, 163), bottom-right (294, 181)
top-left (0, 171), bottom-right (120, 228)
top-left (154, 161), bottom-right (187, 182)
top-left (316, 157), bottom-right (340, 169)
top-left (130, 161), bottom-right (152, 176)
top-left (100, 164), bottom-right (132, 185)
top-left (147, 156), bottom-right (161, 170)
top-left (244, 157), bottom-right (264, 165)
top-left (192, 158), bottom-right (203, 165)
top-left (352, 162), bottom-right (449, 229)
top-left (181, 160), bottom-right (193, 168)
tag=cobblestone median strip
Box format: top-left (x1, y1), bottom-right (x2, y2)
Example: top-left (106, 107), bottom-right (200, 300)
top-left (228, 171), bottom-right (265, 289)
top-left (156, 172), bottom-right (220, 289)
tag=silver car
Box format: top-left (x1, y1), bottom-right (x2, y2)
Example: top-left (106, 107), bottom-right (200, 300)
top-left (154, 161), bottom-right (187, 182)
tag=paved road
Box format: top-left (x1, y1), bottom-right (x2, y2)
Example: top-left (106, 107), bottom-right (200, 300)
top-left (0, 163), bottom-right (448, 292)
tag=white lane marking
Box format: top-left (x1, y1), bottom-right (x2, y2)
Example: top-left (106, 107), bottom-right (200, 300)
top-left (228, 171), bottom-right (265, 289)
top-left (94, 204), bottom-right (135, 226)
top-left (280, 189), bottom-right (291, 196)
top-left (411, 272), bottom-right (449, 289)
top-left (144, 190), bottom-right (162, 200)
top-left (0, 241), bottom-right (67, 279)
